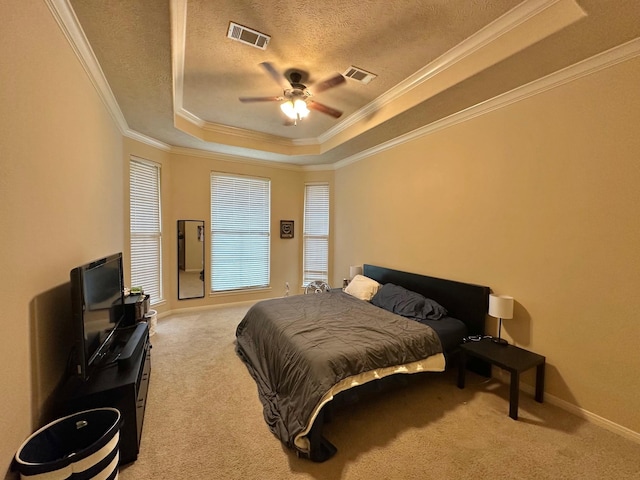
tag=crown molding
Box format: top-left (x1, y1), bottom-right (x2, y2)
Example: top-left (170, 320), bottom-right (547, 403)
top-left (332, 37), bottom-right (640, 171)
top-left (170, 0), bottom-right (187, 119)
top-left (174, 109), bottom-right (322, 148)
top-left (46, 0), bottom-right (129, 134)
top-left (200, 119), bottom-right (299, 144)
top-left (48, 0), bottom-right (638, 171)
top-left (171, 0), bottom-right (583, 155)
top-left (48, 0), bottom-right (175, 153)
top-left (318, 0), bottom-right (584, 144)
top-left (170, 146), bottom-right (304, 172)
top-left (175, 108), bottom-right (205, 128)
top-left (125, 130), bottom-right (171, 151)
top-left (170, 0), bottom-right (319, 150)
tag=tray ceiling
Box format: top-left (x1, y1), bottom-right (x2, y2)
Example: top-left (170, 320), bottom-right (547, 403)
top-left (62, 0), bottom-right (640, 166)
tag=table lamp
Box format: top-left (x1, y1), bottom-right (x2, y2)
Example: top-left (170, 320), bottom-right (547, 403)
top-left (349, 265), bottom-right (363, 280)
top-left (489, 294), bottom-right (514, 346)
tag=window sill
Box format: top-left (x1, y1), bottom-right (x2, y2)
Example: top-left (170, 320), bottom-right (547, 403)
top-left (209, 287), bottom-right (272, 297)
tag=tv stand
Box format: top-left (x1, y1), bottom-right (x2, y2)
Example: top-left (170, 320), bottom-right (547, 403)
top-left (58, 322), bottom-right (151, 464)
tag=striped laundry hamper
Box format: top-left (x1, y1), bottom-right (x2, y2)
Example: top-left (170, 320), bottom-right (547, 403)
top-left (14, 408), bottom-right (121, 480)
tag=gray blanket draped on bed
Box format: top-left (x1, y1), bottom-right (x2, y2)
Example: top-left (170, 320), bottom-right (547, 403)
top-left (235, 290), bottom-right (444, 454)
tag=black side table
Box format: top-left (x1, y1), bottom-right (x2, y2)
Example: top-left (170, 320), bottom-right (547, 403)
top-left (458, 338), bottom-right (545, 420)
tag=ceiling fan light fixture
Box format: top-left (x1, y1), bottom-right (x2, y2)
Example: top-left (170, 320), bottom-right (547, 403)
top-left (294, 99), bottom-right (309, 118)
top-left (281, 99), bottom-right (309, 120)
top-left (280, 100), bottom-right (294, 118)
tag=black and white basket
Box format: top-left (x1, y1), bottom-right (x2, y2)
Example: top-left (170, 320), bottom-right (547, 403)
top-left (15, 407), bottom-right (121, 480)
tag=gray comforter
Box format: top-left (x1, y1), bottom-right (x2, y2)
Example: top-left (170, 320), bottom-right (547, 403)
top-left (235, 290), bottom-right (443, 454)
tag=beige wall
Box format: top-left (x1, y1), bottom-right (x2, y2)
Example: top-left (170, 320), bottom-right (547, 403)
top-left (164, 152), bottom-right (313, 308)
top-left (2, 1), bottom-right (639, 476)
top-left (119, 146), bottom-right (335, 307)
top-left (0, 0), bottom-right (125, 476)
top-left (333, 56), bottom-right (640, 434)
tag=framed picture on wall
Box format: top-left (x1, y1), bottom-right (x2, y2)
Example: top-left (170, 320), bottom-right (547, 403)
top-left (280, 220), bottom-right (294, 239)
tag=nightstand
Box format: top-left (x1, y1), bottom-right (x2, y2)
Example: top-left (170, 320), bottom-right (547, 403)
top-left (457, 338), bottom-right (545, 420)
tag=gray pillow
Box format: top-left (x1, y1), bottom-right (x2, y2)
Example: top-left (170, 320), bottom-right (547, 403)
top-left (371, 283), bottom-right (448, 320)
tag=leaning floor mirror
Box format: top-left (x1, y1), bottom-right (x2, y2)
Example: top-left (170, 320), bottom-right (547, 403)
top-left (177, 220), bottom-right (205, 299)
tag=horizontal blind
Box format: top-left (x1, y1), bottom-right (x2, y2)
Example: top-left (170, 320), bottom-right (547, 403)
top-left (130, 159), bottom-right (162, 304)
top-left (210, 173), bottom-right (270, 292)
top-left (303, 183), bottom-right (329, 285)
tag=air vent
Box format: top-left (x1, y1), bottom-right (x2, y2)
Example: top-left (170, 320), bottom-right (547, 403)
top-left (227, 22), bottom-right (270, 50)
top-left (343, 66), bottom-right (377, 84)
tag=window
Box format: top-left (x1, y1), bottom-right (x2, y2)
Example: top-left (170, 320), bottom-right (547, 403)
top-left (129, 158), bottom-right (162, 304)
top-left (303, 183), bottom-right (329, 285)
top-left (210, 173), bottom-right (270, 292)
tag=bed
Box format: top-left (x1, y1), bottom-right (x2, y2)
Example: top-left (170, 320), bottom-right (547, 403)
top-left (235, 264), bottom-right (490, 461)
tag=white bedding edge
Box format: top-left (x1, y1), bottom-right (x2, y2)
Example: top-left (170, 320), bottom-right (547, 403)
top-left (294, 352), bottom-right (446, 452)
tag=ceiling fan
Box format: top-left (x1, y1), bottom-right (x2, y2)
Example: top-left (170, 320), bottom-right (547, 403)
top-left (239, 62), bottom-right (346, 125)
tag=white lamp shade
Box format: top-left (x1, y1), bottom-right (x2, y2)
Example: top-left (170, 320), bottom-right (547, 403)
top-left (349, 265), bottom-right (363, 279)
top-left (281, 99), bottom-right (309, 120)
top-left (293, 99), bottom-right (309, 118)
top-left (280, 100), bottom-right (293, 117)
top-left (488, 294), bottom-right (514, 319)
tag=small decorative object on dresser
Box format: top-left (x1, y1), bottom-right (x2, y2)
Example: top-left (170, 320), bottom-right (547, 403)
top-left (280, 220), bottom-right (294, 238)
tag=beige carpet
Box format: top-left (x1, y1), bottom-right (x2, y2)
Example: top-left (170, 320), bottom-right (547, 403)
top-left (119, 305), bottom-right (640, 479)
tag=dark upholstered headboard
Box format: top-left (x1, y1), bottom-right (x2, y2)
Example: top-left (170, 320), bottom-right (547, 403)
top-left (363, 264), bottom-right (490, 337)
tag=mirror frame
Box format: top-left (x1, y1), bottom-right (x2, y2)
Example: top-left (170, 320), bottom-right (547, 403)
top-left (177, 220), bottom-right (205, 300)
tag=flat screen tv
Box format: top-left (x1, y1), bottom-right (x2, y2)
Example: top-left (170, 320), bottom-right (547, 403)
top-left (70, 252), bottom-right (125, 381)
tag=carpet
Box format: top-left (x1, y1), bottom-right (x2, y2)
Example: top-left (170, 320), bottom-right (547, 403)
top-left (119, 304), bottom-right (640, 479)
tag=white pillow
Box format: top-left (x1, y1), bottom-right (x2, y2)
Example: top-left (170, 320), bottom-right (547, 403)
top-left (344, 274), bottom-right (381, 301)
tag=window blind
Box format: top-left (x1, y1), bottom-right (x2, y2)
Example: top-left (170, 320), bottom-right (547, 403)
top-left (303, 183), bottom-right (329, 285)
top-left (130, 159), bottom-right (162, 304)
top-left (210, 173), bottom-right (270, 292)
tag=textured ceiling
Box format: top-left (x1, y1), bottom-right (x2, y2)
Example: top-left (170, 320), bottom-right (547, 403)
top-left (181, 0), bottom-right (520, 137)
top-left (66, 0), bottom-right (640, 166)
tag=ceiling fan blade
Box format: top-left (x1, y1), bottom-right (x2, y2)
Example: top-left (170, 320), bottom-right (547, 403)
top-left (239, 96), bottom-right (283, 103)
top-left (311, 73), bottom-right (346, 94)
top-left (259, 62), bottom-right (291, 90)
top-left (308, 101), bottom-right (343, 118)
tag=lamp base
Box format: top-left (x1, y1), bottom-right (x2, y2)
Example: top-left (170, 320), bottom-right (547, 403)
top-left (492, 337), bottom-right (509, 346)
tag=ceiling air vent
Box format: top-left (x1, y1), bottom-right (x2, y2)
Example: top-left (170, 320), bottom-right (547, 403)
top-left (227, 22), bottom-right (270, 50)
top-left (343, 66), bottom-right (377, 84)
